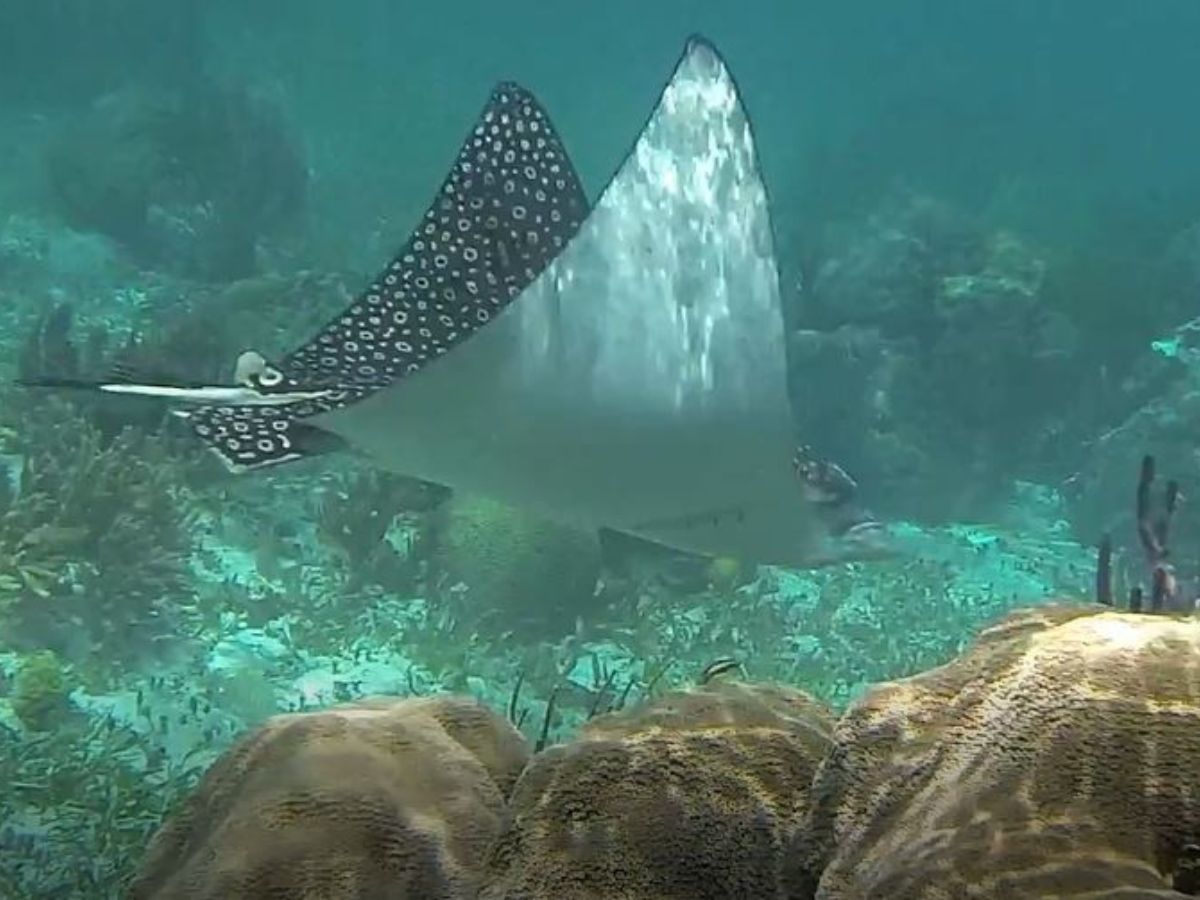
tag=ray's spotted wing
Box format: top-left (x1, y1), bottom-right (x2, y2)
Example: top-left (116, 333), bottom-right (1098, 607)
top-left (186, 82), bottom-right (589, 471)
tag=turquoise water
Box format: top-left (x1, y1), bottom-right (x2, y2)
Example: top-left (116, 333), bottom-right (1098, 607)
top-left (0, 2), bottom-right (1197, 896)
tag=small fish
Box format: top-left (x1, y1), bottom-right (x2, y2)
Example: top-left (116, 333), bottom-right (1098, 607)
top-left (698, 657), bottom-right (743, 685)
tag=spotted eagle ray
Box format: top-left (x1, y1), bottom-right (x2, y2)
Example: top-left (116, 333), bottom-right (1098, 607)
top-left (20, 37), bottom-right (885, 568)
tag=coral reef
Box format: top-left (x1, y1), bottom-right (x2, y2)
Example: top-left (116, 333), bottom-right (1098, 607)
top-left (787, 456), bottom-right (1200, 897)
top-left (479, 680), bottom-right (834, 899)
top-left (1065, 318), bottom-right (1200, 575)
top-left (0, 387), bottom-right (196, 660)
top-left (1095, 454), bottom-right (1198, 613)
top-left (5, 14), bottom-right (1199, 897)
top-left (430, 493), bottom-right (603, 636)
top-left (45, 80), bottom-right (306, 281)
top-left (128, 694), bottom-right (528, 900)
top-left (3, 191), bottom-right (1193, 900)
top-left (789, 604), bottom-right (1200, 898)
top-left (790, 191), bottom-right (1082, 521)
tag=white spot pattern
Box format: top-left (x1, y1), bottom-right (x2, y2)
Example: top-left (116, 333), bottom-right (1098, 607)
top-left (283, 83), bottom-right (585, 389)
top-left (187, 81), bottom-right (588, 470)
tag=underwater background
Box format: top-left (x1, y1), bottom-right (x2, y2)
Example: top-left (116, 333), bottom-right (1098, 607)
top-left (0, 1), bottom-right (1198, 897)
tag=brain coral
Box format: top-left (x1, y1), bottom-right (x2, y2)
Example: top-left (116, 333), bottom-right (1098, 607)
top-left (479, 680), bottom-right (835, 899)
top-left (789, 604), bottom-right (1200, 899)
top-left (129, 695), bottom-right (529, 900)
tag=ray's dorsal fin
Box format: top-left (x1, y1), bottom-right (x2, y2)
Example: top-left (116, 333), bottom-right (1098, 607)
top-left (184, 80), bottom-right (590, 472)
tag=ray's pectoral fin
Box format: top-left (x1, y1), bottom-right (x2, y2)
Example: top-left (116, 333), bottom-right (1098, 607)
top-left (275, 80), bottom-right (588, 397)
top-left (177, 404), bottom-right (349, 472)
top-left (16, 78), bottom-right (588, 479)
top-left (182, 80), bottom-right (588, 473)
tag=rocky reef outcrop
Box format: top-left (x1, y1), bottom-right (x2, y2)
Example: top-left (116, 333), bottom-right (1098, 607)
top-left (44, 80), bottom-right (306, 281)
top-left (788, 191), bottom-right (1081, 522)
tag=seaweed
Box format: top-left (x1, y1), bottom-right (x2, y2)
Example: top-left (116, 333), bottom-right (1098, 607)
top-left (0, 391), bottom-right (198, 663)
top-left (314, 466), bottom-right (446, 593)
top-left (0, 713), bottom-right (205, 899)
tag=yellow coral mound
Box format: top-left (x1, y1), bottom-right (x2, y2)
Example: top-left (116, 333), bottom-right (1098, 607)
top-left (129, 695), bottom-right (529, 900)
top-left (480, 680), bottom-right (834, 900)
top-left (793, 605), bottom-right (1200, 899)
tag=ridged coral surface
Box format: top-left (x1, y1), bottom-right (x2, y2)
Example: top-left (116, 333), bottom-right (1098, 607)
top-left (792, 605), bottom-right (1200, 899)
top-left (128, 695), bottom-right (528, 900)
top-left (480, 680), bottom-right (835, 899)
